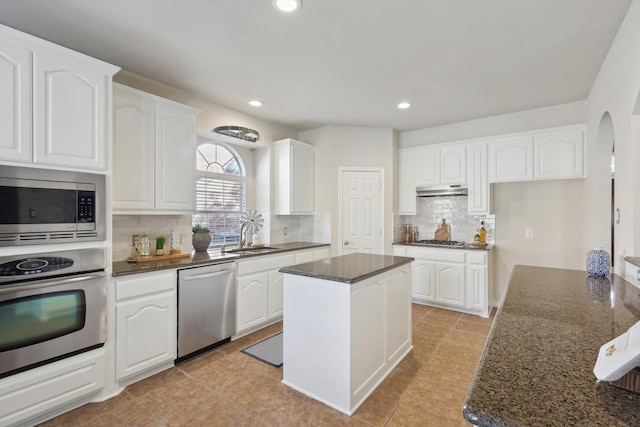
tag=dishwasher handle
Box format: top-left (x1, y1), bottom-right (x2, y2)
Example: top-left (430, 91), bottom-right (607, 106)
top-left (181, 268), bottom-right (235, 281)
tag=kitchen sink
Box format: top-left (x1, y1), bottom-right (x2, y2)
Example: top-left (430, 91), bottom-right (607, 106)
top-left (222, 246), bottom-right (280, 255)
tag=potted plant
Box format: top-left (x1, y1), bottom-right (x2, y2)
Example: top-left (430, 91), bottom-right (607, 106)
top-left (192, 225), bottom-right (212, 252)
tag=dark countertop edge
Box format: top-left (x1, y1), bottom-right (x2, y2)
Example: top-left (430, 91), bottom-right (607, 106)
top-left (112, 242), bottom-right (330, 277)
top-left (279, 255), bottom-right (414, 284)
top-left (392, 242), bottom-right (493, 250)
top-left (625, 256), bottom-right (640, 268)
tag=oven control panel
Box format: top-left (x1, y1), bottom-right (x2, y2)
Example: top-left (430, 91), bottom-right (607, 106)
top-left (0, 257), bottom-right (74, 276)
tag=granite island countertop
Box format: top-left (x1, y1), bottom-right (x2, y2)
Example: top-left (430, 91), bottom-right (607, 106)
top-left (279, 252), bottom-right (414, 284)
top-left (463, 265), bottom-right (640, 427)
top-left (112, 242), bottom-right (330, 277)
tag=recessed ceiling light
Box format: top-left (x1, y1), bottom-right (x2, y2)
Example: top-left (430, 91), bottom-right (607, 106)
top-left (248, 99), bottom-right (264, 107)
top-left (397, 102), bottom-right (411, 109)
top-left (273, 0), bottom-right (302, 13)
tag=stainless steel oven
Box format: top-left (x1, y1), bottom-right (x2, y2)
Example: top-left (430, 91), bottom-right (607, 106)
top-left (0, 248), bottom-right (106, 379)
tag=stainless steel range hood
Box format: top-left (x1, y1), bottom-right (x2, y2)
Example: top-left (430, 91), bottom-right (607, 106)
top-left (416, 184), bottom-right (468, 197)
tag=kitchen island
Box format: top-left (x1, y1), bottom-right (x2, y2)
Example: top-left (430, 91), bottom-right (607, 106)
top-left (280, 253), bottom-right (414, 415)
top-left (463, 265), bottom-right (640, 426)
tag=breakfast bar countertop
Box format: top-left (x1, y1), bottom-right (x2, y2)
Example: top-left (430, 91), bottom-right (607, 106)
top-left (463, 265), bottom-right (640, 426)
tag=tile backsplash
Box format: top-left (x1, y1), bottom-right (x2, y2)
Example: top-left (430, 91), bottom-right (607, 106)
top-left (112, 212), bottom-right (332, 262)
top-left (394, 196), bottom-right (494, 244)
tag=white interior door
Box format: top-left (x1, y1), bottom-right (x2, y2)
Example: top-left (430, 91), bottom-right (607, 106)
top-left (340, 169), bottom-right (383, 254)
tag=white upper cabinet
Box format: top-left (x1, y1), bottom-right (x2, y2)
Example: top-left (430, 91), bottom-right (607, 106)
top-left (414, 147), bottom-right (440, 186)
top-left (274, 138), bottom-right (314, 215)
top-left (399, 149), bottom-right (416, 215)
top-left (0, 36), bottom-right (31, 163)
top-left (488, 124), bottom-right (586, 183)
top-left (488, 137), bottom-right (534, 182)
top-left (112, 84), bottom-right (200, 213)
top-left (0, 24), bottom-right (119, 171)
top-left (440, 146), bottom-right (466, 184)
top-left (415, 145), bottom-right (465, 186)
top-left (467, 142), bottom-right (491, 215)
top-left (533, 128), bottom-right (585, 180)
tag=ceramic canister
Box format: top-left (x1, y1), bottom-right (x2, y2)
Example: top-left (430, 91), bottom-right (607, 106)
top-left (586, 248), bottom-right (610, 276)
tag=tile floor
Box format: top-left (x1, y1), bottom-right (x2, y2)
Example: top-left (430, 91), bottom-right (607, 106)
top-left (40, 304), bottom-right (495, 426)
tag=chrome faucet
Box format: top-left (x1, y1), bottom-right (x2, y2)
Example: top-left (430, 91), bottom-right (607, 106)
top-left (239, 221), bottom-right (251, 248)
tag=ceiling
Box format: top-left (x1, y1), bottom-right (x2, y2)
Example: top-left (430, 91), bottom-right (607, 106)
top-left (0, 0), bottom-right (632, 133)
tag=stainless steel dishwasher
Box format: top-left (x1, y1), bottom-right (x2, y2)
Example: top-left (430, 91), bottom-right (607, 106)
top-left (177, 262), bottom-right (236, 361)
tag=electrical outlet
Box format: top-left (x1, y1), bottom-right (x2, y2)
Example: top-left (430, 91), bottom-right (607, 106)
top-left (284, 227), bottom-right (288, 236)
top-left (525, 229), bottom-right (534, 239)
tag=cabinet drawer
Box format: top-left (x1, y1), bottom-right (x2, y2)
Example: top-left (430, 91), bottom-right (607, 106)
top-left (467, 251), bottom-right (487, 265)
top-left (238, 253), bottom-right (296, 276)
top-left (295, 250), bottom-right (314, 264)
top-left (406, 248), bottom-right (465, 263)
top-left (116, 270), bottom-right (177, 301)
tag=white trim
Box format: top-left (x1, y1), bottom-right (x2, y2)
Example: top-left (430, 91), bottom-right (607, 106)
top-left (337, 167), bottom-right (385, 255)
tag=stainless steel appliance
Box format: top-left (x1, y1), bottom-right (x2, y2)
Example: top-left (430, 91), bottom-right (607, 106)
top-left (177, 262), bottom-right (236, 361)
top-left (0, 248), bottom-right (107, 378)
top-left (412, 239), bottom-right (466, 248)
top-left (0, 166), bottom-right (106, 246)
top-left (416, 184), bottom-right (468, 197)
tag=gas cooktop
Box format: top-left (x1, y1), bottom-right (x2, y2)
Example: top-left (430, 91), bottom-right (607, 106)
top-left (411, 239), bottom-right (466, 247)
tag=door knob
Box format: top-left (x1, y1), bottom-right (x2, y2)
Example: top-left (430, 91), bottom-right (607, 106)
top-left (344, 240), bottom-right (352, 246)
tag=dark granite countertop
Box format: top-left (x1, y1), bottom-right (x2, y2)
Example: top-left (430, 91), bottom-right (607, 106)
top-left (279, 253), bottom-right (414, 284)
top-left (463, 265), bottom-right (640, 427)
top-left (625, 256), bottom-right (640, 268)
top-left (112, 242), bottom-right (330, 277)
top-left (392, 241), bottom-right (493, 250)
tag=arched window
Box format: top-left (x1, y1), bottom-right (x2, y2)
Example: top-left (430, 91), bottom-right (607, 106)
top-left (193, 142), bottom-right (246, 247)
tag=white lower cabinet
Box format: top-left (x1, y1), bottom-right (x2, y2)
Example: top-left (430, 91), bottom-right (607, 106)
top-left (236, 252), bottom-right (296, 335)
top-left (394, 246), bottom-right (490, 317)
top-left (435, 262), bottom-right (466, 308)
top-left (236, 247), bottom-right (330, 336)
top-left (0, 350), bottom-right (105, 427)
top-left (115, 270), bottom-right (176, 382)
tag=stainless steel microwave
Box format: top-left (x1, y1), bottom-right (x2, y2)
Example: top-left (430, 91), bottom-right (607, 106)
top-left (0, 166), bottom-right (106, 246)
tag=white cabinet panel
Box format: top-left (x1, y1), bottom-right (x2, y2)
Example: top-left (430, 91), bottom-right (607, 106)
top-left (466, 265), bottom-right (487, 311)
top-left (237, 272), bottom-right (269, 332)
top-left (112, 89), bottom-right (155, 210)
top-left (467, 143), bottom-right (491, 215)
top-left (534, 129), bottom-right (585, 179)
top-left (435, 262), bottom-right (465, 307)
top-left (115, 270), bottom-right (176, 381)
top-left (399, 149), bottom-right (416, 215)
top-left (410, 259), bottom-right (436, 302)
top-left (34, 53), bottom-right (109, 169)
top-left (275, 138), bottom-right (314, 214)
top-left (415, 147), bottom-right (440, 186)
top-left (440, 145), bottom-right (466, 184)
top-left (268, 270), bottom-right (284, 319)
top-left (488, 137), bottom-right (534, 182)
top-left (155, 102), bottom-right (197, 211)
top-left (0, 38), bottom-right (31, 163)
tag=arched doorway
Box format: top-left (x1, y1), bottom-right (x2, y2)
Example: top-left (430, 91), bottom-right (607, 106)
top-left (596, 112), bottom-right (615, 265)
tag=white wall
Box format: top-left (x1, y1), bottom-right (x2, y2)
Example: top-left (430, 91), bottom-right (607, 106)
top-left (586, 1), bottom-right (640, 271)
top-left (299, 126), bottom-right (398, 255)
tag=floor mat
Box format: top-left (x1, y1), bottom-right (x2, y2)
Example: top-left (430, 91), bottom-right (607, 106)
top-left (241, 332), bottom-right (283, 367)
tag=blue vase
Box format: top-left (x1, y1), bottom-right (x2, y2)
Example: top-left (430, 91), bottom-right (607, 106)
top-left (586, 248), bottom-right (610, 276)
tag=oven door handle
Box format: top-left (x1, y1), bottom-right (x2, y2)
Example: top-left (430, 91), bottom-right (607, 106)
top-left (0, 272), bottom-right (106, 293)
